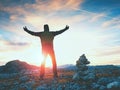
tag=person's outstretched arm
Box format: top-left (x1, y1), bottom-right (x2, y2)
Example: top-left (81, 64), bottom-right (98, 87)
top-left (53, 25), bottom-right (69, 36)
top-left (23, 26), bottom-right (40, 36)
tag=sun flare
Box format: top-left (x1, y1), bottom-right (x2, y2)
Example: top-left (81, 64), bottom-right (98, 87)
top-left (45, 55), bottom-right (52, 68)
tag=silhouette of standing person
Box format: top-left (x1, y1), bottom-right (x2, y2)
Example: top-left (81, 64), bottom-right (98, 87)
top-left (23, 24), bottom-right (69, 79)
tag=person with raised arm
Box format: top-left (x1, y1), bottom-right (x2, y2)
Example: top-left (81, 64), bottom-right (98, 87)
top-left (23, 24), bottom-right (69, 79)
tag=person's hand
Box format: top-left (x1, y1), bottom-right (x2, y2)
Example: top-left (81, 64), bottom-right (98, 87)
top-left (23, 26), bottom-right (28, 31)
top-left (65, 25), bottom-right (69, 30)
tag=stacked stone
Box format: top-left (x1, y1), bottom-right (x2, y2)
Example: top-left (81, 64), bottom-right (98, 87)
top-left (73, 54), bottom-right (92, 80)
top-left (76, 54), bottom-right (90, 71)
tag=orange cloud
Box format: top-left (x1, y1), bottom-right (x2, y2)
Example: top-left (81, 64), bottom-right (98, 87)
top-left (2, 0), bottom-right (83, 15)
top-left (27, 0), bottom-right (83, 12)
top-left (0, 0), bottom-right (84, 31)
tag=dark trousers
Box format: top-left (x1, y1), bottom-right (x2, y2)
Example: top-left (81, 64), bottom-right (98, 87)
top-left (40, 49), bottom-right (58, 78)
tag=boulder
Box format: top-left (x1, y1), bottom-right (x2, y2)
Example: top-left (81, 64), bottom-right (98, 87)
top-left (107, 81), bottom-right (120, 89)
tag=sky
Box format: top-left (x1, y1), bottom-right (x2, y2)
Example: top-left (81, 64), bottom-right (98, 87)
top-left (0, 0), bottom-right (120, 66)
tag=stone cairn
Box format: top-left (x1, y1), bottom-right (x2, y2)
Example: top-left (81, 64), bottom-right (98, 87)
top-left (73, 54), bottom-right (95, 80)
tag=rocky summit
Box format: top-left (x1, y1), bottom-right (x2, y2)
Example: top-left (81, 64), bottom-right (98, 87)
top-left (0, 59), bottom-right (120, 90)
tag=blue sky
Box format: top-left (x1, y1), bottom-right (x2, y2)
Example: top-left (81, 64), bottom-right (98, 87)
top-left (0, 0), bottom-right (120, 66)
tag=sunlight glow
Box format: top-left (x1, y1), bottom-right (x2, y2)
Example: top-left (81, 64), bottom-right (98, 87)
top-left (45, 55), bottom-right (52, 68)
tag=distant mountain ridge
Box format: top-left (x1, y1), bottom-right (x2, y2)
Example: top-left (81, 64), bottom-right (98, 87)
top-left (58, 64), bottom-right (76, 70)
top-left (0, 60), bottom-right (120, 74)
top-left (0, 60), bottom-right (38, 73)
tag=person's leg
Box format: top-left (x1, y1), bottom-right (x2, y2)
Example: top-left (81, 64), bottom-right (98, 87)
top-left (40, 54), bottom-right (47, 79)
top-left (49, 49), bottom-right (58, 78)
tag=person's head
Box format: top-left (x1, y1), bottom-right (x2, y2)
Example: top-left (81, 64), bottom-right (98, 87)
top-left (44, 24), bottom-right (49, 32)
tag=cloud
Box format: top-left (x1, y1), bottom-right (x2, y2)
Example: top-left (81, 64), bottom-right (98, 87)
top-left (0, 0), bottom-right (85, 31)
top-left (108, 59), bottom-right (120, 65)
top-left (28, 0), bottom-right (83, 12)
top-left (0, 36), bottom-right (30, 52)
top-left (1, 0), bottom-right (83, 15)
top-left (23, 14), bottom-right (89, 28)
top-left (90, 13), bottom-right (106, 22)
top-left (102, 16), bottom-right (120, 29)
top-left (96, 46), bottom-right (120, 57)
top-left (1, 0), bottom-right (112, 31)
top-left (7, 42), bottom-right (29, 46)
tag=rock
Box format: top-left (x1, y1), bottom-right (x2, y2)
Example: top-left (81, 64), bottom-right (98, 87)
top-left (0, 82), bottom-right (11, 88)
top-left (19, 83), bottom-right (32, 90)
top-left (0, 83), bottom-right (5, 90)
top-left (72, 73), bottom-right (80, 80)
top-left (73, 83), bottom-right (81, 90)
top-left (97, 77), bottom-right (112, 86)
top-left (77, 54), bottom-right (90, 65)
top-left (83, 72), bottom-right (96, 81)
top-left (93, 65), bottom-right (120, 77)
top-left (36, 85), bottom-right (48, 90)
top-left (0, 73), bottom-right (18, 79)
top-left (99, 85), bottom-right (107, 90)
top-left (59, 73), bottom-right (64, 78)
top-left (57, 85), bottom-right (63, 90)
top-left (107, 81), bottom-right (120, 89)
top-left (13, 81), bottom-right (19, 85)
top-left (25, 80), bottom-right (35, 87)
top-left (19, 75), bottom-right (29, 82)
top-left (73, 54), bottom-right (91, 81)
top-left (77, 65), bottom-right (88, 71)
top-left (91, 83), bottom-right (100, 89)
